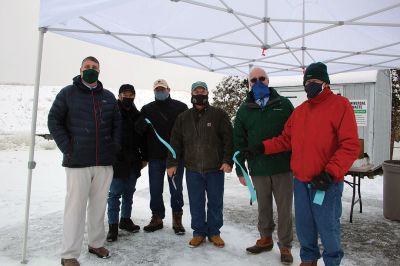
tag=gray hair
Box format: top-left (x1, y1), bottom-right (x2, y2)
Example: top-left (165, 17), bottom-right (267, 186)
top-left (249, 67), bottom-right (269, 80)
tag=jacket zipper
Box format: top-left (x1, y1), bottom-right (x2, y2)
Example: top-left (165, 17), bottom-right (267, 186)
top-left (91, 91), bottom-right (99, 165)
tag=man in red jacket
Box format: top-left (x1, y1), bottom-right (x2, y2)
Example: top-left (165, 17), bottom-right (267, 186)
top-left (241, 62), bottom-right (359, 266)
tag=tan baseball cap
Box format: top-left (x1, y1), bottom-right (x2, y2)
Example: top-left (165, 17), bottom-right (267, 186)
top-left (153, 79), bottom-right (169, 89)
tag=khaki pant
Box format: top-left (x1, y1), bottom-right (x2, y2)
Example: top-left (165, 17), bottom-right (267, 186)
top-left (61, 166), bottom-right (113, 259)
top-left (252, 172), bottom-right (293, 248)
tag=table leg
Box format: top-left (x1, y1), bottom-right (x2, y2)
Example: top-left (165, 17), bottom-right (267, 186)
top-left (358, 175), bottom-right (362, 213)
top-left (350, 175), bottom-right (356, 223)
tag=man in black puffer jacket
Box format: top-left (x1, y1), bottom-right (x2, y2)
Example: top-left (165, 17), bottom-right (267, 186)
top-left (48, 56), bottom-right (121, 266)
top-left (106, 84), bottom-right (147, 242)
top-left (136, 79), bottom-right (188, 235)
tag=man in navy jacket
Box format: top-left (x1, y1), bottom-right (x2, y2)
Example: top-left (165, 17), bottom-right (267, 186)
top-left (48, 56), bottom-right (121, 266)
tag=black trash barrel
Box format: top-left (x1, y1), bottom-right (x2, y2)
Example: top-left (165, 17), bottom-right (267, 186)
top-left (383, 160), bottom-right (400, 221)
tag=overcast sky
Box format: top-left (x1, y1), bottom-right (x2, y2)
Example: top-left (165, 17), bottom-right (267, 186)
top-left (0, 0), bottom-right (224, 91)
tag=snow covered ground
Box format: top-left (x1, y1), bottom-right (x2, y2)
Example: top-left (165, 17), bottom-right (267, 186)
top-left (0, 85), bottom-right (399, 266)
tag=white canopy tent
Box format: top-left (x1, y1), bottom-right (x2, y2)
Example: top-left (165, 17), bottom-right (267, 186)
top-left (22, 0), bottom-right (400, 263)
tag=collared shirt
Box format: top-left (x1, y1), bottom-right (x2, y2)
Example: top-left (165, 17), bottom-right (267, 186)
top-left (255, 96), bottom-right (269, 108)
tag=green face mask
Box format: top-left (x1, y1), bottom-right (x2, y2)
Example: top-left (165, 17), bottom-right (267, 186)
top-left (82, 69), bottom-right (99, 83)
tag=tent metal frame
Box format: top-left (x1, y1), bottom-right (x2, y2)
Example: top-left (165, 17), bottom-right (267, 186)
top-left (43, 1), bottom-right (400, 74)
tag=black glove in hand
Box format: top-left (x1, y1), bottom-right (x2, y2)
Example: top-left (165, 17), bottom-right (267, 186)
top-left (240, 143), bottom-right (265, 160)
top-left (134, 117), bottom-right (149, 135)
top-left (311, 171), bottom-right (333, 191)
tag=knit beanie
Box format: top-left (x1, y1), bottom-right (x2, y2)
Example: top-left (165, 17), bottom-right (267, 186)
top-left (303, 62), bottom-right (330, 85)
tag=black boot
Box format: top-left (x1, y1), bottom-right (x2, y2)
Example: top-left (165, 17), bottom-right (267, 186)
top-left (143, 215), bottom-right (163, 232)
top-left (119, 217), bottom-right (140, 233)
top-left (172, 211), bottom-right (185, 235)
top-left (106, 224), bottom-right (118, 242)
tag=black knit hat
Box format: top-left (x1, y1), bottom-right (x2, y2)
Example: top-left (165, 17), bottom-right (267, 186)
top-left (119, 84), bottom-right (135, 94)
top-left (303, 62), bottom-right (330, 85)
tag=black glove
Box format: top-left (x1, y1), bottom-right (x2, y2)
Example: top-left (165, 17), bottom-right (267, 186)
top-left (134, 116), bottom-right (149, 136)
top-left (240, 143), bottom-right (265, 160)
top-left (311, 171), bottom-right (333, 191)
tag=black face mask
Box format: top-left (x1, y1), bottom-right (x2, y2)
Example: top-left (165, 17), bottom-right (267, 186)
top-left (121, 97), bottom-right (134, 109)
top-left (191, 94), bottom-right (208, 106)
top-left (304, 82), bottom-right (323, 99)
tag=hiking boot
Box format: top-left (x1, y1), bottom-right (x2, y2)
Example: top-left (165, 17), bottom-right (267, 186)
top-left (172, 211), bottom-right (185, 235)
top-left (208, 235), bottom-right (225, 248)
top-left (246, 236), bottom-right (274, 254)
top-left (143, 215), bottom-right (163, 232)
top-left (300, 261), bottom-right (318, 266)
top-left (61, 258), bottom-right (80, 266)
top-left (88, 246), bottom-right (110, 259)
top-left (106, 224), bottom-right (118, 242)
top-left (280, 247), bottom-right (293, 265)
top-left (189, 236), bottom-right (205, 248)
top-left (119, 217), bottom-right (140, 233)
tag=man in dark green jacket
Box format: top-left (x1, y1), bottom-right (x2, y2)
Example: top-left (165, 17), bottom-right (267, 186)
top-left (233, 67), bottom-right (294, 264)
top-left (167, 81), bottom-right (233, 249)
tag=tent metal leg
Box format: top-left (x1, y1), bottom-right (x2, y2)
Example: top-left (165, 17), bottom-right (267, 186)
top-left (21, 27), bottom-right (46, 264)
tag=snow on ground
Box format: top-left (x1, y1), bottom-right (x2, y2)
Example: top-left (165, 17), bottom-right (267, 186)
top-left (0, 85), bottom-right (399, 266)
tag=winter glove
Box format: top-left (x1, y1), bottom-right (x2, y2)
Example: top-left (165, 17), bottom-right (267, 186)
top-left (240, 143), bottom-right (265, 160)
top-left (311, 171), bottom-right (333, 191)
top-left (134, 116), bottom-right (149, 136)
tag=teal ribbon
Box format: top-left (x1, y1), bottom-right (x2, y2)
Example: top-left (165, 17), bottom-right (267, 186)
top-left (232, 151), bottom-right (257, 203)
top-left (145, 118), bottom-right (176, 159)
top-left (307, 184), bottom-right (325, 205)
top-left (313, 190), bottom-right (325, 205)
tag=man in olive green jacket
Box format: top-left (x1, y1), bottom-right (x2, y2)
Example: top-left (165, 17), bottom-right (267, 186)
top-left (167, 81), bottom-right (233, 249)
top-left (233, 67), bottom-right (294, 264)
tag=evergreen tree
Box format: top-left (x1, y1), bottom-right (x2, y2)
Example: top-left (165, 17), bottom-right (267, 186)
top-left (390, 69), bottom-right (400, 159)
top-left (212, 76), bottom-right (248, 122)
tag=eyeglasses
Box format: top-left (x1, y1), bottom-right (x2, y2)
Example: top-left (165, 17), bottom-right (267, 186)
top-left (250, 76), bottom-right (266, 83)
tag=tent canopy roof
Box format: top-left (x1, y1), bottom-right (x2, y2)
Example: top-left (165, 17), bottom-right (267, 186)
top-left (39, 0), bottom-right (400, 76)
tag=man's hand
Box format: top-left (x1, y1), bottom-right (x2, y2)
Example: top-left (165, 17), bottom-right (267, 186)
top-left (240, 143), bottom-right (265, 160)
top-left (167, 167), bottom-right (177, 177)
top-left (220, 163), bottom-right (232, 173)
top-left (135, 117), bottom-right (149, 135)
top-left (141, 161), bottom-right (148, 169)
top-left (311, 171), bottom-right (333, 191)
top-left (238, 176), bottom-right (246, 186)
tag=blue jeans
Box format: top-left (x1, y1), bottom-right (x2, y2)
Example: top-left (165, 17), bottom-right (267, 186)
top-left (148, 159), bottom-right (184, 218)
top-left (186, 169), bottom-right (224, 237)
top-left (294, 178), bottom-right (344, 266)
top-left (107, 166), bottom-right (139, 224)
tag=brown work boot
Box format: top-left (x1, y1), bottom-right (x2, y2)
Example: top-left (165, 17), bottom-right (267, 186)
top-left (189, 236), bottom-right (205, 248)
top-left (61, 258), bottom-right (80, 266)
top-left (300, 261), bottom-right (318, 266)
top-left (246, 236), bottom-right (274, 254)
top-left (172, 211), bottom-right (185, 235)
top-left (119, 217), bottom-right (140, 233)
top-left (88, 246), bottom-right (110, 259)
top-left (280, 247), bottom-right (293, 265)
top-left (143, 215), bottom-right (163, 232)
top-left (208, 235), bottom-right (225, 248)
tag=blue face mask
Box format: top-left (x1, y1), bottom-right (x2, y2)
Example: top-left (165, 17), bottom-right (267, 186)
top-left (154, 90), bottom-right (169, 101)
top-left (251, 80), bottom-right (270, 100)
top-left (305, 82), bottom-right (323, 98)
